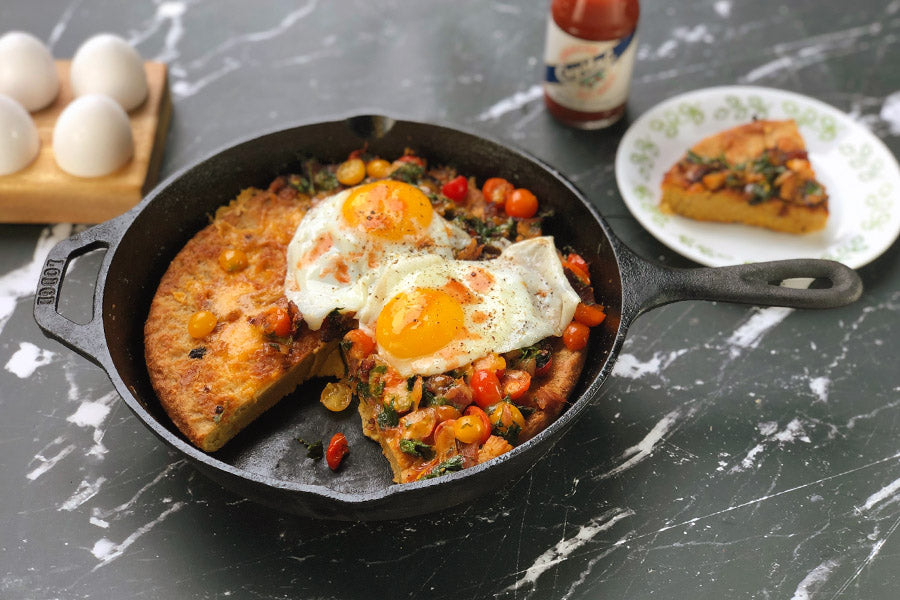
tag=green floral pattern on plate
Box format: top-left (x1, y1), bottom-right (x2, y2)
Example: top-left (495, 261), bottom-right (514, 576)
top-left (616, 86), bottom-right (900, 268)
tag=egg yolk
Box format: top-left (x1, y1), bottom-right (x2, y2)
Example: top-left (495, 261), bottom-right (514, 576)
top-left (376, 288), bottom-right (465, 359)
top-left (341, 180), bottom-right (433, 240)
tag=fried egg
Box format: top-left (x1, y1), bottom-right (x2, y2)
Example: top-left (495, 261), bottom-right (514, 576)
top-left (284, 180), bottom-right (472, 329)
top-left (356, 236), bottom-right (580, 377)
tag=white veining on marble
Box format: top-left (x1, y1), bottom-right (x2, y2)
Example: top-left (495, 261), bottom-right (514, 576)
top-left (89, 517), bottom-right (110, 528)
top-left (732, 418), bottom-right (812, 472)
top-left (92, 460), bottom-right (187, 520)
top-left (612, 349), bottom-right (688, 380)
top-left (25, 439), bottom-right (76, 481)
top-left (600, 409), bottom-right (684, 479)
top-left (66, 390), bottom-right (118, 457)
top-left (806, 376), bottom-right (830, 403)
top-left (59, 476), bottom-right (108, 511)
top-left (90, 501), bottom-right (186, 570)
top-left (47, 0), bottom-right (83, 50)
top-left (858, 476), bottom-right (900, 513)
top-left (475, 84), bottom-right (543, 121)
top-left (507, 508), bottom-right (634, 593)
top-left (714, 1), bottom-right (732, 18)
top-left (830, 515), bottom-right (900, 598)
top-left (726, 307), bottom-right (793, 358)
top-left (0, 224), bottom-right (73, 337)
top-left (4, 342), bottom-right (57, 379)
top-left (790, 559), bottom-right (840, 600)
top-left (740, 22), bottom-right (883, 83)
top-left (881, 91), bottom-right (900, 136)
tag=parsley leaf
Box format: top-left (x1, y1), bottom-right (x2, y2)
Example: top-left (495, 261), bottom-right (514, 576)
top-left (297, 437), bottom-right (324, 460)
top-left (377, 403), bottom-right (399, 428)
top-left (399, 439), bottom-right (435, 459)
top-left (422, 455), bottom-right (465, 479)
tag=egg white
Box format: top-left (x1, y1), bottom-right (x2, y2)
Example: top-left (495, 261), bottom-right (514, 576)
top-left (284, 186), bottom-right (472, 330)
top-left (356, 236), bottom-right (580, 377)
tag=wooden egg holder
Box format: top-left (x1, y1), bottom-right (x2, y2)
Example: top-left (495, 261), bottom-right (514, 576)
top-left (0, 60), bottom-right (171, 224)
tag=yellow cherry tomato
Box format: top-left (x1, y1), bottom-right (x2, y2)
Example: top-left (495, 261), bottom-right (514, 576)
top-left (454, 414), bottom-right (489, 444)
top-left (218, 248), bottom-right (248, 272)
top-left (336, 157), bottom-right (366, 186)
top-left (188, 310), bottom-right (217, 338)
top-left (366, 158), bottom-right (392, 179)
top-left (320, 381), bottom-right (353, 412)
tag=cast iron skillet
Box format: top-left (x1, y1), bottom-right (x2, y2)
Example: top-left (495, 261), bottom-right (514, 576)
top-left (34, 115), bottom-right (862, 520)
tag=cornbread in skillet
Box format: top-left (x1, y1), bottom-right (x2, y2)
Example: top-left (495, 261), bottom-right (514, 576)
top-left (144, 181), bottom-right (343, 452)
top-left (660, 119), bottom-right (828, 233)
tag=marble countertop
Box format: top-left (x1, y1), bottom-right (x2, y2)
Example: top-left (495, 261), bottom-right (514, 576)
top-left (2, 1), bottom-right (898, 598)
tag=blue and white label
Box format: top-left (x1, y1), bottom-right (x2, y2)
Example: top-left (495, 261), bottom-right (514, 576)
top-left (543, 19), bottom-right (637, 112)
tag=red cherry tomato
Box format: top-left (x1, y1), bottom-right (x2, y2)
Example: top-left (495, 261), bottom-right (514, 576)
top-left (343, 329), bottom-right (376, 361)
top-left (482, 177), bottom-right (514, 205)
top-left (471, 369), bottom-right (502, 409)
top-left (500, 369), bottom-right (532, 400)
top-left (574, 302), bottom-right (606, 327)
top-left (562, 321), bottom-right (590, 351)
top-left (441, 175), bottom-right (468, 202)
top-left (396, 155), bottom-right (425, 167)
top-left (326, 432), bottom-right (349, 471)
top-left (271, 307), bottom-right (292, 338)
top-left (561, 253), bottom-right (590, 285)
top-left (505, 188), bottom-right (539, 218)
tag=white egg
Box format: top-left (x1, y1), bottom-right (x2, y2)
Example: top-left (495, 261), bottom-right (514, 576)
top-left (70, 34), bottom-right (147, 111)
top-left (356, 236), bottom-right (580, 377)
top-left (284, 180), bottom-right (473, 330)
top-left (52, 94), bottom-right (133, 177)
top-left (0, 94), bottom-right (40, 175)
top-left (0, 31), bottom-right (59, 112)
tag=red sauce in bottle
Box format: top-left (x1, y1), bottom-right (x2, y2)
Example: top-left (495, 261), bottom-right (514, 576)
top-left (543, 0), bottom-right (640, 129)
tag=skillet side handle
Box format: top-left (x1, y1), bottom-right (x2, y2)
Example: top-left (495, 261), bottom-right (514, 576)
top-left (617, 242), bottom-right (863, 320)
top-left (32, 217), bottom-right (127, 369)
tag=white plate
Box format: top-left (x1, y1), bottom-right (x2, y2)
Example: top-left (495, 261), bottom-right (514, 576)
top-left (614, 86), bottom-right (900, 268)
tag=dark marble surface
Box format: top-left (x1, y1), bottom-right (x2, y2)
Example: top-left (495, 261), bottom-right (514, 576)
top-left (2, 1), bottom-right (899, 598)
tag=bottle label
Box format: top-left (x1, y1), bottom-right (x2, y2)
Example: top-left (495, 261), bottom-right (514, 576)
top-left (543, 19), bottom-right (638, 113)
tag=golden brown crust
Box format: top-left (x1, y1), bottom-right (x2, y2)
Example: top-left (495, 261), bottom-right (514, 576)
top-left (660, 120), bottom-right (828, 234)
top-left (144, 186), bottom-right (342, 452)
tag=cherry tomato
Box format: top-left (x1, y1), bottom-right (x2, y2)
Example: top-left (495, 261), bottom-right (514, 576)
top-left (270, 307), bottom-right (292, 338)
top-left (505, 188), bottom-right (539, 218)
top-left (336, 157), bottom-right (366, 186)
top-left (343, 329), bottom-right (376, 362)
top-left (188, 310), bottom-right (217, 338)
top-left (471, 369), bottom-right (502, 409)
top-left (432, 419), bottom-right (458, 455)
top-left (218, 248), bottom-right (248, 272)
top-left (396, 155), bottom-right (425, 167)
top-left (320, 381), bottom-right (353, 412)
top-left (500, 369), bottom-right (532, 400)
top-left (482, 177), bottom-right (514, 205)
top-left (325, 432), bottom-right (349, 471)
top-left (561, 253), bottom-right (590, 285)
top-left (454, 414), bottom-right (489, 444)
top-left (400, 407), bottom-right (437, 440)
top-left (435, 404), bottom-right (462, 423)
top-left (463, 406), bottom-right (492, 444)
top-left (562, 321), bottom-right (590, 351)
top-left (366, 159), bottom-right (392, 179)
top-left (489, 402), bottom-right (526, 435)
top-left (441, 175), bottom-right (468, 202)
top-left (574, 302), bottom-right (606, 327)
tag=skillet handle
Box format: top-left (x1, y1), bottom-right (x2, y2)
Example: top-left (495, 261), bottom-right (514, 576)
top-left (616, 241), bottom-right (863, 321)
top-left (32, 216), bottom-right (128, 369)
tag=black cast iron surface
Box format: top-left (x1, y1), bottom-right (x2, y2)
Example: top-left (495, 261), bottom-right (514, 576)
top-left (31, 116), bottom-right (862, 520)
top-left (2, 0), bottom-right (898, 598)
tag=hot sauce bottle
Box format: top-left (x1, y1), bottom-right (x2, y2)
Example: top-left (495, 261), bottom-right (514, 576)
top-left (543, 0), bottom-right (640, 129)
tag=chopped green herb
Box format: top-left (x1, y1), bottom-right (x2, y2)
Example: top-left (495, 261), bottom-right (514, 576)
top-left (494, 422), bottom-right (522, 445)
top-left (406, 376), bottom-right (417, 391)
top-left (803, 180), bottom-right (823, 196)
top-left (377, 402), bottom-right (399, 428)
top-left (288, 175), bottom-right (313, 195)
top-left (422, 455), bottom-right (465, 479)
top-left (399, 439), bottom-right (435, 459)
top-left (297, 437), bottom-right (324, 460)
top-left (313, 169), bottom-right (339, 191)
top-left (371, 365), bottom-right (388, 375)
top-left (188, 346), bottom-right (207, 359)
top-left (389, 163), bottom-right (425, 184)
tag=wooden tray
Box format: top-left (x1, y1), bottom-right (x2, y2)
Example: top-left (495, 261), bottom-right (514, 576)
top-left (0, 60), bottom-right (171, 224)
